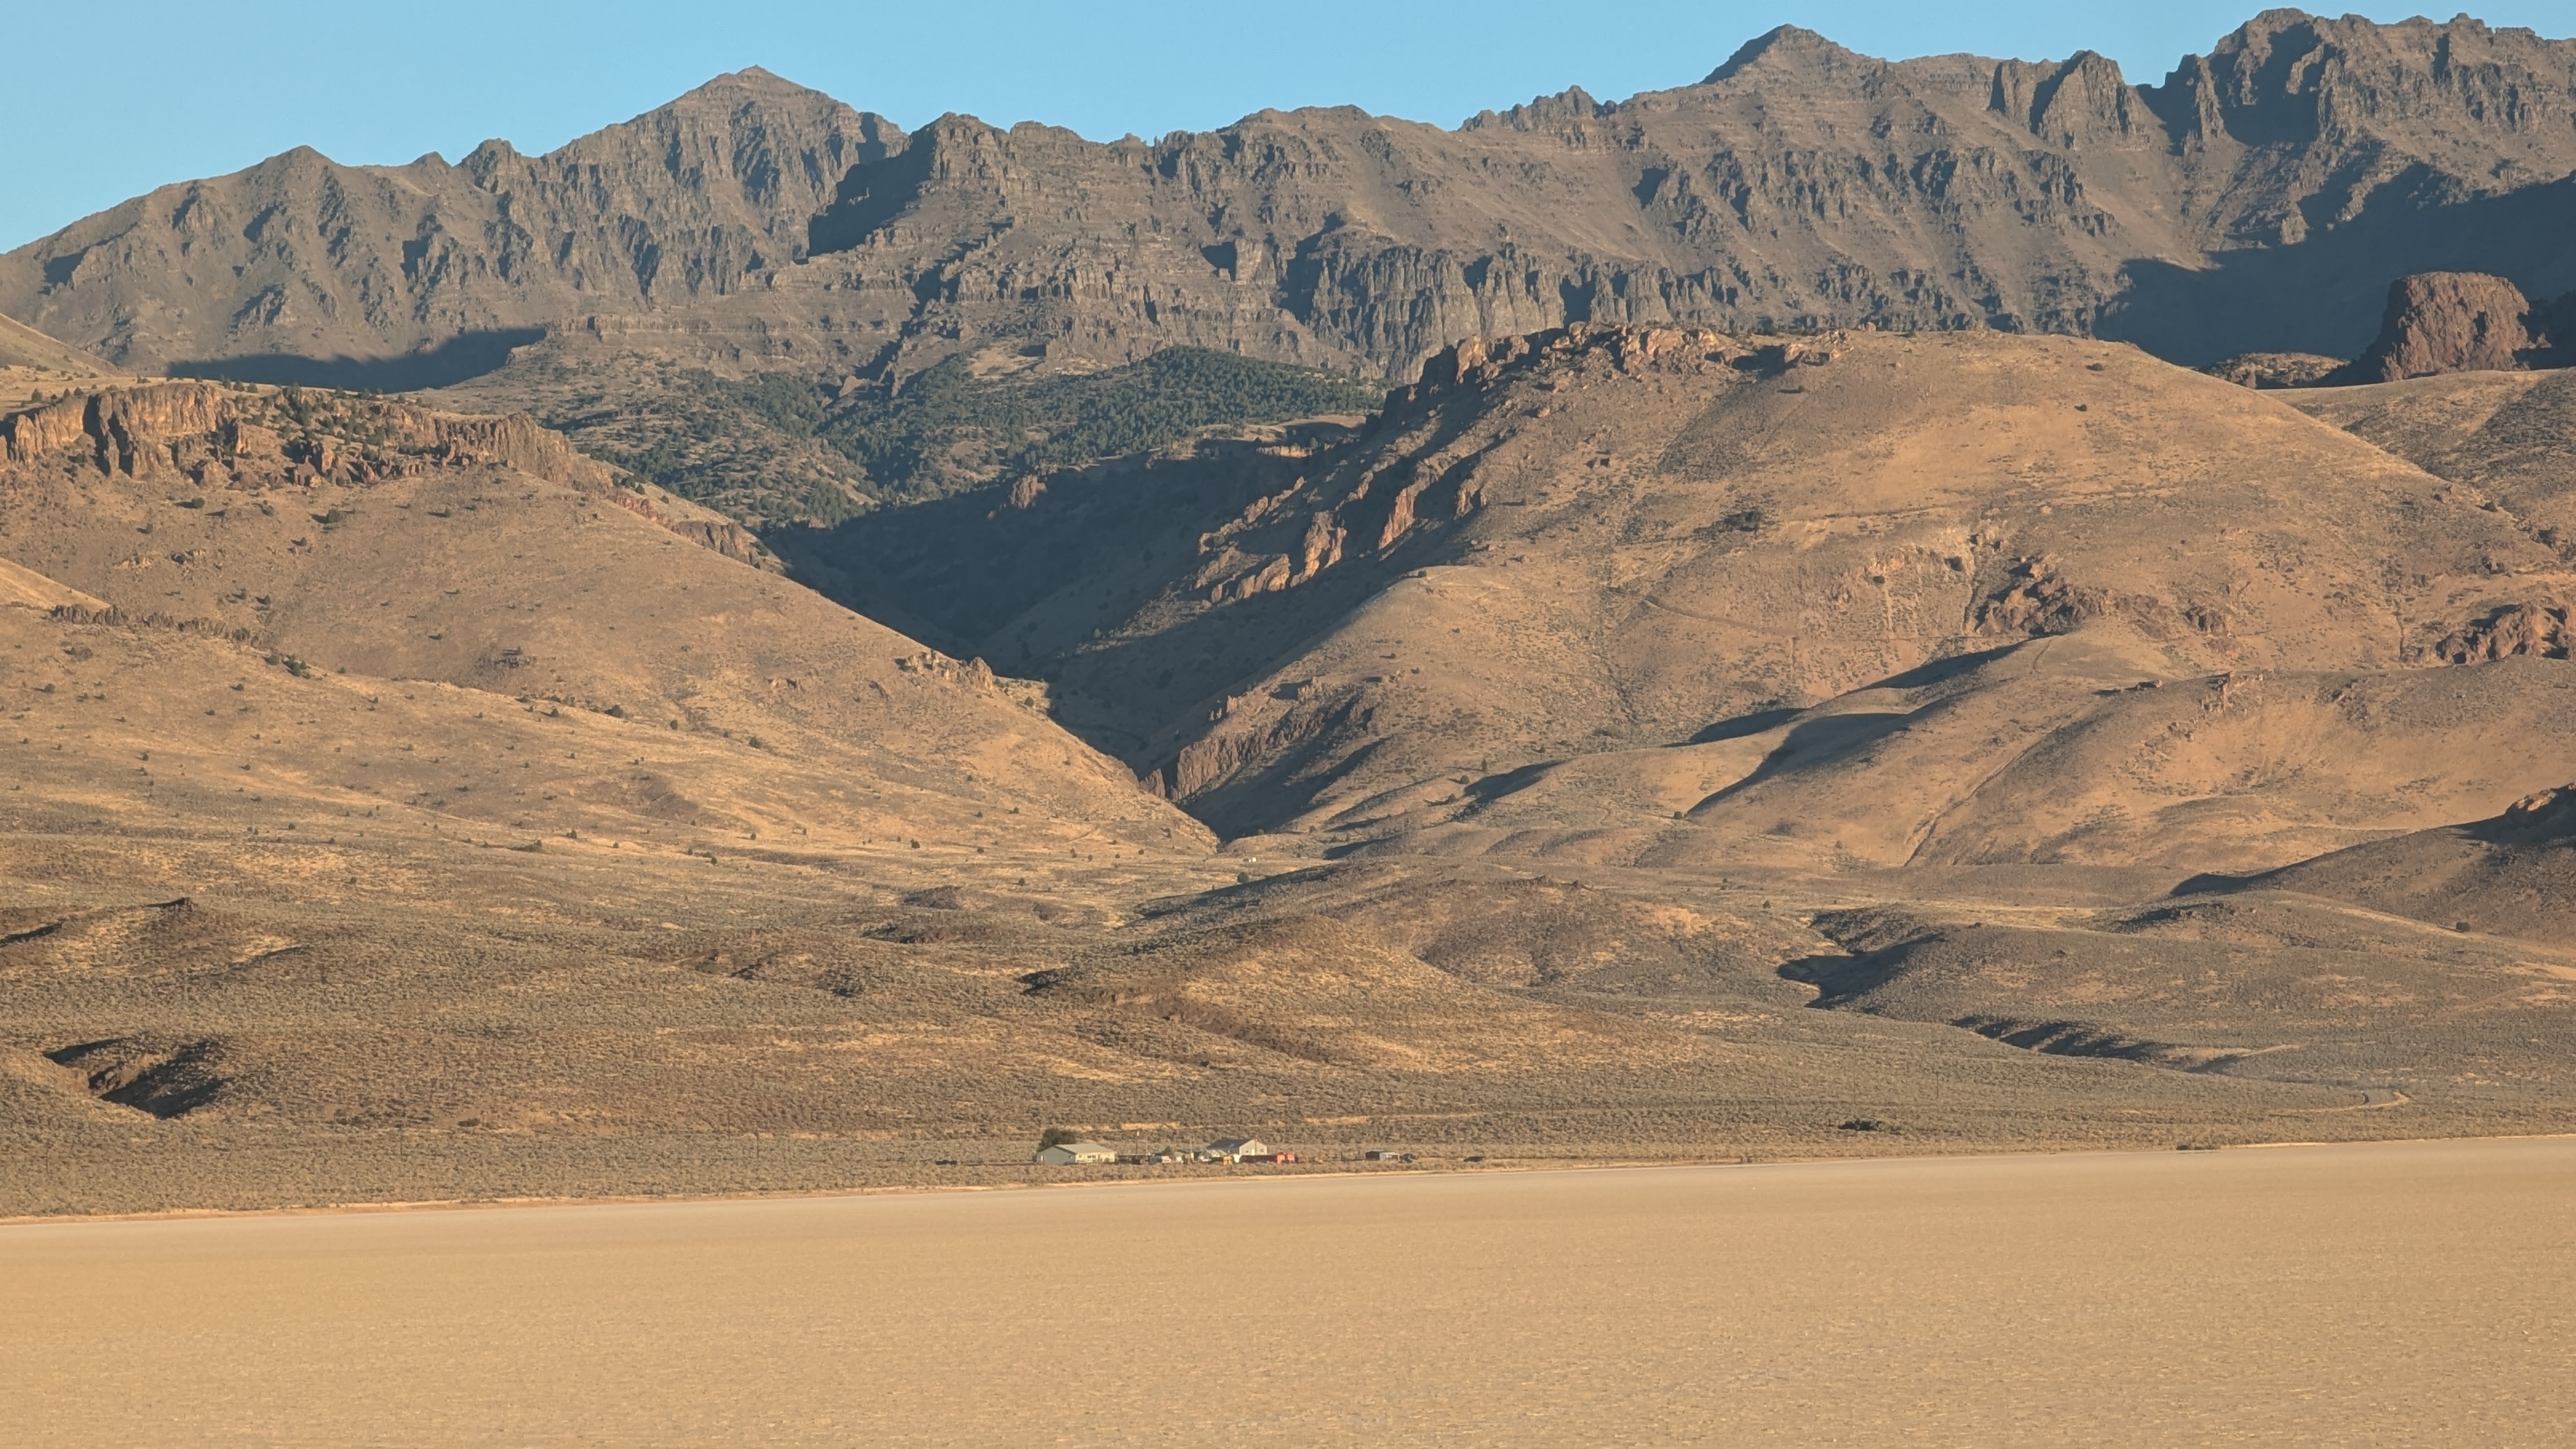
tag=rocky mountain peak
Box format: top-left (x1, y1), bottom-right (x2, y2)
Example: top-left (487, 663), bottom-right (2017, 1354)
top-left (1463, 86), bottom-right (1609, 132)
top-left (2149, 9), bottom-right (2576, 158)
top-left (458, 137), bottom-right (520, 180)
top-left (1704, 25), bottom-right (1874, 85)
top-left (1989, 50), bottom-right (2150, 147)
top-left (707, 64), bottom-right (797, 91)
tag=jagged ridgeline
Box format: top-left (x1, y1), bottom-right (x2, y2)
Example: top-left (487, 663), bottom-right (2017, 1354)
top-left (17, 14), bottom-right (2576, 400)
top-left (520, 347), bottom-right (1382, 526)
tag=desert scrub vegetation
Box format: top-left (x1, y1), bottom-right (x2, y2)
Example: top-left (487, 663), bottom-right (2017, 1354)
top-left (522, 348), bottom-right (1381, 528)
top-left (819, 348), bottom-right (1383, 502)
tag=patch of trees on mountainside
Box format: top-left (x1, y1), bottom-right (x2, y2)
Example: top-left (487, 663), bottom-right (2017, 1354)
top-left (508, 348), bottom-right (1381, 527)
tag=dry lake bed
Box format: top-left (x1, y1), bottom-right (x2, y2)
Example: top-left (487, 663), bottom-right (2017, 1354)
top-left (6, 1137), bottom-right (2572, 1443)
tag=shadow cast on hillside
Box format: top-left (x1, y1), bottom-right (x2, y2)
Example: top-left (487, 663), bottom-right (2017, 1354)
top-left (167, 328), bottom-right (545, 392)
top-left (1686, 707), bottom-right (1803, 745)
top-left (2168, 870), bottom-right (2264, 898)
top-left (1690, 711), bottom-right (1917, 812)
top-left (2103, 171), bottom-right (2576, 365)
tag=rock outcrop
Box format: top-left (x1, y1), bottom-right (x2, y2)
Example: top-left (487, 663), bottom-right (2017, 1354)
top-left (0, 381), bottom-right (775, 569)
top-left (7, 15), bottom-right (2576, 383)
top-left (2501, 783), bottom-right (2576, 830)
top-left (2432, 601), bottom-right (2571, 663)
top-left (2333, 273), bottom-right (2564, 383)
top-left (2, 382), bottom-right (597, 486)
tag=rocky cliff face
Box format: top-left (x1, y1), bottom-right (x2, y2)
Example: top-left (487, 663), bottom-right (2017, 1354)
top-left (6, 13), bottom-right (2576, 382)
top-left (3, 381), bottom-right (593, 485)
top-left (0, 380), bottom-right (776, 568)
top-left (0, 70), bottom-right (898, 378)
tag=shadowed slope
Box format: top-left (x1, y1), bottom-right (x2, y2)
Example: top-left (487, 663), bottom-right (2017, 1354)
top-left (1383, 628), bottom-right (2576, 877)
top-left (1782, 889), bottom-right (2576, 1092)
top-left (2220, 785), bottom-right (2576, 944)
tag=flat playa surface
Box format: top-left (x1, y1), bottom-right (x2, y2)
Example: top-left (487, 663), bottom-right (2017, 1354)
top-left (7, 1138), bottom-right (2573, 1444)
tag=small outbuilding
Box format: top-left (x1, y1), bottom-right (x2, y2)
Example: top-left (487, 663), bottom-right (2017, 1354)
top-left (1036, 1142), bottom-right (1117, 1165)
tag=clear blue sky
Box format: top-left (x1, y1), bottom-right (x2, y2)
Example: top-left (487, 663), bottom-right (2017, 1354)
top-left (4, 1), bottom-right (2569, 250)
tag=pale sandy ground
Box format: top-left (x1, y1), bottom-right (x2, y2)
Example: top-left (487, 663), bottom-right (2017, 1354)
top-left (5, 1138), bottom-right (2572, 1445)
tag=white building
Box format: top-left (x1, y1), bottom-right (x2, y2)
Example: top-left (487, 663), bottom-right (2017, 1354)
top-left (1036, 1142), bottom-right (1116, 1165)
top-left (1204, 1137), bottom-right (1269, 1162)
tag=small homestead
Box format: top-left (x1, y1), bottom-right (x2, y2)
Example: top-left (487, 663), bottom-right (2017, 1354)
top-left (1033, 1135), bottom-right (1298, 1166)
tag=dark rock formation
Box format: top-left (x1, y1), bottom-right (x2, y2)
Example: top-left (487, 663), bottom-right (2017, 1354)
top-left (2334, 273), bottom-right (2559, 383)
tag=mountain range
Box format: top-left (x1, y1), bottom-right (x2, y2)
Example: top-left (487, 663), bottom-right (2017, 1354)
top-left (7, 10), bottom-right (2576, 391)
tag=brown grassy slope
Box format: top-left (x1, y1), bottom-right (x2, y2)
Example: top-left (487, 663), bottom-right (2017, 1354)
top-left (1022, 915), bottom-right (1684, 1073)
top-left (1355, 625), bottom-right (2576, 875)
top-left (2221, 785), bottom-right (2576, 944)
top-left (6, 588), bottom-right (2571, 1215)
top-left (0, 381), bottom-right (1204, 850)
top-left (0, 556), bottom-right (102, 611)
top-left (0, 316), bottom-right (119, 376)
top-left (10, 347), bottom-right (2576, 1216)
top-left (1142, 859), bottom-right (1830, 1000)
top-left (0, 603), bottom-right (1203, 884)
top-left (2288, 366), bottom-right (2576, 565)
top-left (816, 326), bottom-right (2575, 851)
top-left (4, 601), bottom-right (2393, 1216)
top-left (1782, 889), bottom-right (2576, 1094)
top-left (0, 594), bottom-right (1243, 1140)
